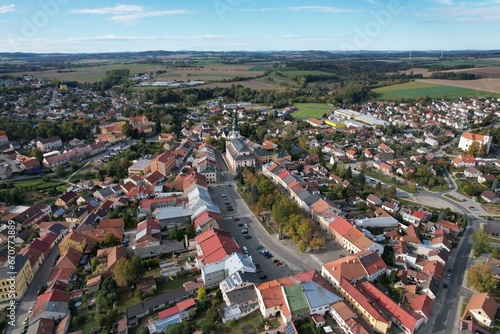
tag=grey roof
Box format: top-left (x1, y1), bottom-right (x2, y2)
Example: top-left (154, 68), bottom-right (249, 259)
top-left (301, 281), bottom-right (341, 309)
top-left (230, 138), bottom-right (251, 153)
top-left (282, 175), bottom-right (296, 185)
top-left (48, 223), bottom-right (67, 235)
top-left (95, 187), bottom-right (116, 198)
top-left (304, 194), bottom-right (321, 206)
top-left (225, 284), bottom-right (257, 305)
top-left (0, 255), bottom-right (29, 277)
top-left (297, 190), bottom-right (311, 200)
top-left (126, 287), bottom-right (187, 319)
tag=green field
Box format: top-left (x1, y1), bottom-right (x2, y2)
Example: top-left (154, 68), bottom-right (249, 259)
top-left (291, 103), bottom-right (332, 119)
top-left (373, 81), bottom-right (500, 100)
top-left (254, 71), bottom-right (298, 88)
top-left (279, 69), bottom-right (337, 78)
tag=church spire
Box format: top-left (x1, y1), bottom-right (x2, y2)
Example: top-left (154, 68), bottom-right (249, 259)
top-left (232, 110), bottom-right (240, 138)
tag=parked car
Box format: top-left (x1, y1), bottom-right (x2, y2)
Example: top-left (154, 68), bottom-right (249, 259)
top-left (264, 253), bottom-right (273, 258)
top-left (259, 275), bottom-right (267, 280)
top-left (244, 223), bottom-right (249, 228)
top-left (255, 245), bottom-right (263, 250)
top-left (226, 206), bottom-right (234, 211)
top-left (244, 234), bottom-right (252, 239)
top-left (28, 306), bottom-right (33, 313)
top-left (260, 250), bottom-right (269, 255)
top-left (241, 229), bottom-right (248, 234)
top-left (238, 223), bottom-right (244, 227)
top-left (274, 261), bottom-right (283, 266)
top-left (23, 318), bottom-right (29, 325)
top-left (233, 217), bottom-right (240, 221)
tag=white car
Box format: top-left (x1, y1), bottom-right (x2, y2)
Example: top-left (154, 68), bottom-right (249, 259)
top-left (28, 306), bottom-right (33, 313)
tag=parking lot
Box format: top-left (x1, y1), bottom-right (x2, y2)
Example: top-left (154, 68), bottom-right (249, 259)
top-left (210, 184), bottom-right (295, 280)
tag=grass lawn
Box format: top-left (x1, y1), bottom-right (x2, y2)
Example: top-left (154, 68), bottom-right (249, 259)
top-left (444, 193), bottom-right (463, 202)
top-left (363, 169), bottom-right (418, 194)
top-left (461, 297), bottom-right (470, 317)
top-left (69, 171), bottom-right (86, 183)
top-left (373, 81), bottom-right (500, 100)
top-left (291, 103), bottom-right (332, 119)
top-left (223, 310), bottom-right (278, 334)
top-left (154, 275), bottom-right (195, 295)
top-left (294, 319), bottom-right (324, 334)
top-left (429, 184), bottom-right (450, 192)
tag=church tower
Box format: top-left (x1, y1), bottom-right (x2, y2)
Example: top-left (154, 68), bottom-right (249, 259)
top-left (230, 110), bottom-right (240, 139)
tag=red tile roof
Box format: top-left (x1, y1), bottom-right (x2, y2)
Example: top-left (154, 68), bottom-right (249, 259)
top-left (329, 217), bottom-right (353, 237)
top-left (195, 228), bottom-right (241, 265)
top-left (360, 281), bottom-right (423, 332)
top-left (340, 279), bottom-right (389, 323)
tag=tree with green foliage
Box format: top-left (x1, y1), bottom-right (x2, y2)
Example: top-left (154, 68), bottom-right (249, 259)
top-left (114, 258), bottom-right (134, 287)
top-left (168, 226), bottom-right (183, 241)
top-left (492, 247), bottom-right (500, 260)
top-left (164, 322), bottom-right (194, 334)
top-left (467, 262), bottom-right (497, 293)
top-left (31, 147), bottom-right (43, 163)
top-left (466, 141), bottom-right (480, 156)
top-left (471, 230), bottom-right (491, 255)
top-left (131, 254), bottom-right (145, 280)
top-left (197, 286), bottom-right (207, 301)
top-left (90, 257), bottom-right (99, 272)
top-left (387, 185), bottom-right (397, 198)
top-left (103, 232), bottom-right (120, 246)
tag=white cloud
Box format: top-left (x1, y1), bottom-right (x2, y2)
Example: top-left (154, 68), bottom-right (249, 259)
top-left (241, 6), bottom-right (355, 13)
top-left (432, 0), bottom-right (453, 4)
top-left (417, 2), bottom-right (500, 22)
top-left (70, 4), bottom-right (191, 25)
top-left (0, 4), bottom-right (15, 14)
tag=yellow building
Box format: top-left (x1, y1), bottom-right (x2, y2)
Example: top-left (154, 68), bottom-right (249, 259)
top-left (325, 119), bottom-right (345, 129)
top-left (0, 255), bottom-right (34, 302)
top-left (59, 231), bottom-right (87, 253)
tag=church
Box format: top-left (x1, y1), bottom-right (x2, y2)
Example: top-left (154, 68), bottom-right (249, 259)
top-left (224, 111), bottom-right (255, 172)
top-left (458, 130), bottom-right (492, 154)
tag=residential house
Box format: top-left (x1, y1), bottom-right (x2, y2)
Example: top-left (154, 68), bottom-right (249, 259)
top-left (366, 194), bottom-right (382, 206)
top-left (29, 290), bottom-right (70, 325)
top-left (59, 231), bottom-right (87, 253)
top-left (359, 281), bottom-right (424, 334)
top-left (0, 165), bottom-right (12, 180)
top-left (462, 293), bottom-right (499, 328)
top-left (55, 191), bottom-right (77, 207)
top-left (481, 190), bottom-right (499, 203)
top-left (0, 255), bottom-right (33, 302)
top-left (36, 136), bottom-right (62, 152)
top-left (464, 167), bottom-right (482, 178)
top-left (330, 301), bottom-right (371, 334)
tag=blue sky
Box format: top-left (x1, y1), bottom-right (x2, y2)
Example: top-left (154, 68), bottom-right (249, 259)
top-left (0, 0), bottom-right (498, 53)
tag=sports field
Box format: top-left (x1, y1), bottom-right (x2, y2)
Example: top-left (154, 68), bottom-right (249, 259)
top-left (373, 81), bottom-right (500, 100)
top-left (291, 103), bottom-right (332, 119)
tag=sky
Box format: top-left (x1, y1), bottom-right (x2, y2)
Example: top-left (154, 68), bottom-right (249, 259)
top-left (0, 0), bottom-right (498, 53)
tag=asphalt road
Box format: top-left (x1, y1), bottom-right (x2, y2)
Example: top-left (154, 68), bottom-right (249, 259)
top-left (212, 150), bottom-right (312, 278)
top-left (5, 245), bottom-right (61, 334)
